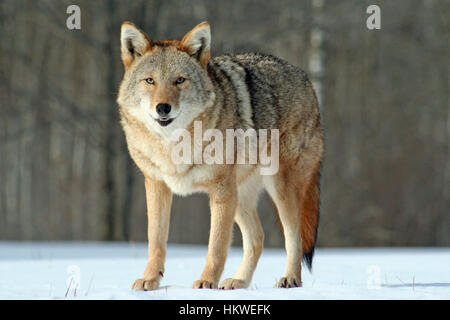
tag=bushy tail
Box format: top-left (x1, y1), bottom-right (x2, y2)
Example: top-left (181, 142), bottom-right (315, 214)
top-left (300, 162), bottom-right (321, 271)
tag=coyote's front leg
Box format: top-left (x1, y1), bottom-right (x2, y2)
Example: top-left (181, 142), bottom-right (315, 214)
top-left (132, 177), bottom-right (172, 291)
top-left (193, 174), bottom-right (237, 289)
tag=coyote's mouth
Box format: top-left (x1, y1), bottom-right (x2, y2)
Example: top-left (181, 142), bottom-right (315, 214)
top-left (155, 117), bottom-right (174, 127)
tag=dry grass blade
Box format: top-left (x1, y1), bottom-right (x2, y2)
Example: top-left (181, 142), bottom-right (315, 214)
top-left (395, 275), bottom-right (405, 284)
top-left (65, 278), bottom-right (73, 298)
top-left (85, 274), bottom-right (95, 297)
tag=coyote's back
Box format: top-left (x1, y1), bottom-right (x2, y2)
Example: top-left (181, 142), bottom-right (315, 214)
top-left (208, 52), bottom-right (320, 130)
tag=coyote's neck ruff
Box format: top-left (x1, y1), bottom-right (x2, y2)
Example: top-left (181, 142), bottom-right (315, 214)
top-left (117, 21), bottom-right (323, 291)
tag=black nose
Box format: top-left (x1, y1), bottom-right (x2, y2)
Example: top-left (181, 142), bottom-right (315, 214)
top-left (156, 103), bottom-right (172, 117)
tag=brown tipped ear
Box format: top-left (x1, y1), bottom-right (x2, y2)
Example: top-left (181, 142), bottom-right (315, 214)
top-left (179, 22), bottom-right (211, 68)
top-left (120, 22), bottom-right (151, 68)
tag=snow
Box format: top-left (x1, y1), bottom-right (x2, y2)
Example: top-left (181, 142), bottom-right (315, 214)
top-left (0, 241), bottom-right (448, 300)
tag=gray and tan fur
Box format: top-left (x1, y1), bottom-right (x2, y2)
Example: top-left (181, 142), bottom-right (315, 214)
top-left (117, 21), bottom-right (323, 290)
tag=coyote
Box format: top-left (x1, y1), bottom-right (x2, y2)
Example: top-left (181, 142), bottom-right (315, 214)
top-left (117, 21), bottom-right (323, 290)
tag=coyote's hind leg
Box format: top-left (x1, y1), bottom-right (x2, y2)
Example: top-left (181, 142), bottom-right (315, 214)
top-left (219, 174), bottom-right (264, 290)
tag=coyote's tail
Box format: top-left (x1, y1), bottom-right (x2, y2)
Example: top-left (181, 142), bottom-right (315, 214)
top-left (300, 162), bottom-right (321, 271)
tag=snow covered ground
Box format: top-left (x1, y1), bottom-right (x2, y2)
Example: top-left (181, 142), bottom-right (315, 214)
top-left (0, 242), bottom-right (448, 300)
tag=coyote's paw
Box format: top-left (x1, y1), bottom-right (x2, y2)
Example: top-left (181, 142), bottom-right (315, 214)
top-left (275, 277), bottom-right (302, 288)
top-left (132, 278), bottom-right (160, 291)
top-left (192, 279), bottom-right (217, 289)
top-left (219, 278), bottom-right (248, 290)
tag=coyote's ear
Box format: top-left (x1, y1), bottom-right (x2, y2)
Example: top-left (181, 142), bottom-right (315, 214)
top-left (120, 22), bottom-right (151, 68)
top-left (179, 22), bottom-right (211, 68)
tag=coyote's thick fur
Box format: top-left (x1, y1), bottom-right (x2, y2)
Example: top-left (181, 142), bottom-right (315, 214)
top-left (117, 21), bottom-right (323, 290)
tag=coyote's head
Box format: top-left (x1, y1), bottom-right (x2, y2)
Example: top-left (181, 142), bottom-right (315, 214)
top-left (117, 21), bottom-right (215, 136)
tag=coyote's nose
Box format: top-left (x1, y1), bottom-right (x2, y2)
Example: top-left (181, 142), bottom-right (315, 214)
top-left (155, 103), bottom-right (172, 117)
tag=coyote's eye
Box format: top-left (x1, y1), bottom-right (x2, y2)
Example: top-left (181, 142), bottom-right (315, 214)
top-left (175, 77), bottom-right (186, 85)
top-left (145, 78), bottom-right (154, 85)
